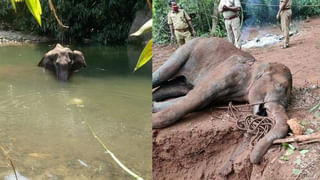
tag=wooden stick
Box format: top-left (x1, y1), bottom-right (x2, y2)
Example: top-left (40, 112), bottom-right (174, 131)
top-left (273, 133), bottom-right (320, 144)
top-left (48, 0), bottom-right (69, 29)
top-left (87, 124), bottom-right (144, 180)
top-left (0, 146), bottom-right (18, 180)
top-left (215, 101), bottom-right (275, 109)
top-left (146, 0), bottom-right (152, 11)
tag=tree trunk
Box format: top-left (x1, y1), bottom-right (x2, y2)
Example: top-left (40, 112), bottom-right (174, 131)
top-left (210, 0), bottom-right (219, 36)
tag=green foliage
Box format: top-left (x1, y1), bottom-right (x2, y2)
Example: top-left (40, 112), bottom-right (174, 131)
top-left (293, 168), bottom-right (302, 176)
top-left (153, 0), bottom-right (320, 44)
top-left (0, 0), bottom-right (146, 44)
top-left (153, 0), bottom-right (220, 44)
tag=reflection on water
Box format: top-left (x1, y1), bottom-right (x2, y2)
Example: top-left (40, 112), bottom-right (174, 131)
top-left (0, 44), bottom-right (151, 179)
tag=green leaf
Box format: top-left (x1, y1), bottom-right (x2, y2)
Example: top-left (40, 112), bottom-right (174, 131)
top-left (288, 144), bottom-right (295, 150)
top-left (305, 128), bottom-right (314, 135)
top-left (11, 0), bottom-right (16, 12)
top-left (130, 19), bottom-right (152, 36)
top-left (294, 158), bottom-right (302, 165)
top-left (299, 149), bottom-right (309, 154)
top-left (134, 39), bottom-right (152, 71)
top-left (293, 168), bottom-right (302, 176)
top-left (280, 156), bottom-right (289, 161)
top-left (285, 148), bottom-right (294, 156)
top-left (301, 121), bottom-right (310, 126)
top-left (282, 142), bottom-right (289, 148)
top-left (309, 102), bottom-right (320, 113)
top-left (25, 0), bottom-right (42, 26)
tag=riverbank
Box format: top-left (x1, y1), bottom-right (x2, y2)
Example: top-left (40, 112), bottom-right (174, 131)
top-left (0, 30), bottom-right (49, 46)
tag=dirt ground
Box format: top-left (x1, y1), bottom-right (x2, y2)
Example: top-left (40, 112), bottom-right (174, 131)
top-left (152, 17), bottom-right (320, 180)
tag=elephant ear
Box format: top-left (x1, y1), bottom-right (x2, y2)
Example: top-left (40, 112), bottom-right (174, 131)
top-left (38, 53), bottom-right (58, 71)
top-left (71, 50), bottom-right (87, 71)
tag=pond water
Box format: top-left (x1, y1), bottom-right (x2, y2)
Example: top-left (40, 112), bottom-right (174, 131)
top-left (0, 44), bottom-right (151, 180)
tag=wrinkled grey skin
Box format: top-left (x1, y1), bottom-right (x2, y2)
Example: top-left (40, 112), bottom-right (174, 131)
top-left (152, 37), bottom-right (292, 164)
top-left (38, 44), bottom-right (87, 81)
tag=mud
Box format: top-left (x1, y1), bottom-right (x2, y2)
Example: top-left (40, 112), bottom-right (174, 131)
top-left (153, 17), bottom-right (320, 180)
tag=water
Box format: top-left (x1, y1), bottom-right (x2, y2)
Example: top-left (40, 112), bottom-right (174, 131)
top-left (0, 43), bottom-right (151, 180)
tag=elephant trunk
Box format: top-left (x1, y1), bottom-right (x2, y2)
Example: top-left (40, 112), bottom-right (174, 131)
top-left (56, 64), bottom-right (69, 81)
top-left (250, 102), bottom-right (289, 164)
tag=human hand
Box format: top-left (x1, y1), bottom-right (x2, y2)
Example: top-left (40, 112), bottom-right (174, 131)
top-left (170, 35), bottom-right (175, 42)
top-left (192, 30), bottom-right (197, 37)
top-left (276, 12), bottom-right (280, 20)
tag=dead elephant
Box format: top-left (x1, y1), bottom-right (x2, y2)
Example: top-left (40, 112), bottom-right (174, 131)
top-left (38, 44), bottom-right (87, 81)
top-left (152, 37), bottom-right (292, 164)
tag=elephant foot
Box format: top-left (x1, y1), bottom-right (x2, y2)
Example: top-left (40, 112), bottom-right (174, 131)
top-left (152, 113), bottom-right (167, 129)
top-left (152, 110), bottom-right (179, 129)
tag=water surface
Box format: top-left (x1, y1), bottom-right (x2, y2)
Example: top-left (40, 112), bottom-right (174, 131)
top-left (0, 43), bottom-right (151, 180)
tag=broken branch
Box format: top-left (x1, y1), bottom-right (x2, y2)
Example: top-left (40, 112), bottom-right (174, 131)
top-left (48, 0), bottom-right (69, 29)
top-left (273, 133), bottom-right (320, 144)
top-left (0, 146), bottom-right (18, 180)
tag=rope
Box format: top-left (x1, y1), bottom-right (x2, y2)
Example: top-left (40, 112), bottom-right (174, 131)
top-left (236, 114), bottom-right (275, 146)
top-left (226, 102), bottom-right (275, 147)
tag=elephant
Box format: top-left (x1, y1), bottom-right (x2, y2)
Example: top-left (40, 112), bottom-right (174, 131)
top-left (38, 44), bottom-right (87, 81)
top-left (152, 37), bottom-right (292, 164)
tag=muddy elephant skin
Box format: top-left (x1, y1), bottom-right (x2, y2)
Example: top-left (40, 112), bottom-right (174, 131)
top-left (152, 37), bottom-right (292, 164)
top-left (38, 44), bottom-right (87, 81)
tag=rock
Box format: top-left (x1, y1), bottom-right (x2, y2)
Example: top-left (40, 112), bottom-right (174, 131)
top-left (287, 118), bottom-right (304, 135)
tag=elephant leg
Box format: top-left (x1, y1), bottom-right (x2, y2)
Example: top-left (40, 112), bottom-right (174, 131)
top-left (153, 97), bottom-right (183, 113)
top-left (152, 76), bottom-right (193, 102)
top-left (152, 39), bottom-right (199, 88)
top-left (152, 79), bottom-right (234, 129)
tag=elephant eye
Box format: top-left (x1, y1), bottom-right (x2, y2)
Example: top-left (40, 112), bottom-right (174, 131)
top-left (48, 54), bottom-right (58, 61)
top-left (68, 52), bottom-right (74, 59)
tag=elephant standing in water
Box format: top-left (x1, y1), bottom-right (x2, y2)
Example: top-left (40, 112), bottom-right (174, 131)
top-left (38, 44), bottom-right (87, 81)
top-left (152, 37), bottom-right (292, 164)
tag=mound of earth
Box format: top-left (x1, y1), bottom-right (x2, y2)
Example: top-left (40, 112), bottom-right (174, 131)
top-left (152, 17), bottom-right (320, 180)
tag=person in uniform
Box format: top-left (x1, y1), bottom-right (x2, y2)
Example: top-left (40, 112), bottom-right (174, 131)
top-left (168, 0), bottom-right (196, 46)
top-left (218, 0), bottom-right (242, 49)
top-left (277, 0), bottom-right (292, 48)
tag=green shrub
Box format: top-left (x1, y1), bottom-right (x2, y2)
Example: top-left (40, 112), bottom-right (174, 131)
top-left (153, 0), bottom-right (320, 44)
top-left (0, 0), bottom-right (146, 44)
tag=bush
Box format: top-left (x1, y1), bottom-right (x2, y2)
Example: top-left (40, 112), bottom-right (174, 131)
top-left (153, 0), bottom-right (218, 44)
top-left (0, 0), bottom-right (146, 44)
top-left (153, 0), bottom-right (320, 44)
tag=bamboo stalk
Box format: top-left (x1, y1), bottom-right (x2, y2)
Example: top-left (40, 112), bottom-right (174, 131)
top-left (87, 124), bottom-right (144, 180)
top-left (0, 146), bottom-right (18, 180)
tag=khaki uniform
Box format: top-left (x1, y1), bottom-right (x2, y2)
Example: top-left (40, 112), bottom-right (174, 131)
top-left (218, 0), bottom-right (242, 48)
top-left (280, 0), bottom-right (292, 46)
top-left (168, 9), bottom-right (192, 46)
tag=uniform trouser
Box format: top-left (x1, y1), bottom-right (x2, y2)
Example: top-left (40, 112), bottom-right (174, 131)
top-left (224, 17), bottom-right (241, 49)
top-left (174, 30), bottom-right (192, 46)
top-left (280, 9), bottom-right (292, 46)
